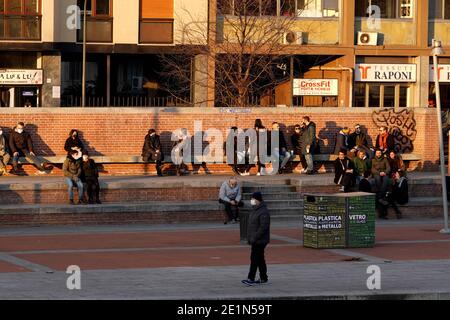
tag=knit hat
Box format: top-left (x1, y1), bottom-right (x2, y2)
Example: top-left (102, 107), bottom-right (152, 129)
top-left (251, 192), bottom-right (263, 202)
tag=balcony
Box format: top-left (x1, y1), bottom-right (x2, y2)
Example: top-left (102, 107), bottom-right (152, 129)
top-left (139, 19), bottom-right (174, 44)
top-left (77, 17), bottom-right (113, 43)
top-left (0, 15), bottom-right (41, 41)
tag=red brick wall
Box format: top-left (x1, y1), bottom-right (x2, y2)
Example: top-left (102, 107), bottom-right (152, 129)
top-left (0, 108), bottom-right (439, 171)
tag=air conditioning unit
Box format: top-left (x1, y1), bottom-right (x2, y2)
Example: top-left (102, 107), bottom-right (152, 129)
top-left (132, 77), bottom-right (143, 90)
top-left (283, 31), bottom-right (304, 45)
top-left (357, 32), bottom-right (378, 46)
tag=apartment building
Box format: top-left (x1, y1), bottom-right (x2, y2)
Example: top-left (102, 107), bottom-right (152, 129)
top-left (0, 0), bottom-right (449, 109)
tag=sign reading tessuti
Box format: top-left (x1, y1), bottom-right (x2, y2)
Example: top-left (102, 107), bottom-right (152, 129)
top-left (355, 64), bottom-right (417, 82)
top-left (430, 65), bottom-right (450, 82)
top-left (293, 79), bottom-right (339, 96)
top-left (0, 69), bottom-right (43, 85)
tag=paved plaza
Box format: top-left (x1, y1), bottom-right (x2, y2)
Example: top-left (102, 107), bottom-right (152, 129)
top-left (0, 219), bottom-right (449, 300)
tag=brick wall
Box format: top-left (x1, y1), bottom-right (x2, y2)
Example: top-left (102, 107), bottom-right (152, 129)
top-left (0, 107), bottom-right (439, 171)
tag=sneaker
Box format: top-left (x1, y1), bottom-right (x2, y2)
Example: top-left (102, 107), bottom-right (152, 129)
top-left (255, 279), bottom-right (268, 285)
top-left (256, 172), bottom-right (261, 176)
top-left (241, 279), bottom-right (258, 286)
top-left (77, 200), bottom-right (84, 205)
top-left (339, 186), bottom-right (345, 192)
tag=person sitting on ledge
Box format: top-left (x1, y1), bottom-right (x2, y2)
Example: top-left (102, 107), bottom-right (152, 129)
top-left (64, 129), bottom-right (84, 156)
top-left (0, 127), bottom-right (11, 176)
top-left (142, 129), bottom-right (164, 177)
top-left (81, 151), bottom-right (101, 205)
top-left (63, 149), bottom-right (85, 205)
top-left (333, 149), bottom-right (355, 193)
top-left (219, 177), bottom-right (244, 224)
top-left (9, 122), bottom-right (50, 175)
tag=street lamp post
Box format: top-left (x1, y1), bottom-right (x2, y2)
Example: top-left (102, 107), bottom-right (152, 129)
top-left (81, 0), bottom-right (87, 108)
top-left (431, 39), bottom-right (450, 234)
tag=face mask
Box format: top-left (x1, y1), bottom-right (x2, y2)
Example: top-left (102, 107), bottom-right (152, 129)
top-left (16, 128), bottom-right (23, 134)
top-left (251, 199), bottom-right (257, 206)
top-left (83, 156), bottom-right (89, 161)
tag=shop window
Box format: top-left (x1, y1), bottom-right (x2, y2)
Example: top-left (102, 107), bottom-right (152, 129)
top-left (0, 0), bottom-right (41, 40)
top-left (356, 0), bottom-right (414, 19)
top-left (355, 83), bottom-right (411, 108)
top-left (429, 0), bottom-right (450, 19)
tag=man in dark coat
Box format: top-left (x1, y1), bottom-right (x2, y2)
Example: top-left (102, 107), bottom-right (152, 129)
top-left (334, 150), bottom-right (355, 192)
top-left (348, 124), bottom-right (371, 158)
top-left (9, 122), bottom-right (47, 174)
top-left (300, 116), bottom-right (316, 174)
top-left (291, 124), bottom-right (307, 171)
top-left (242, 192), bottom-right (270, 286)
top-left (375, 126), bottom-right (395, 156)
top-left (142, 129), bottom-right (164, 177)
top-left (334, 128), bottom-right (350, 155)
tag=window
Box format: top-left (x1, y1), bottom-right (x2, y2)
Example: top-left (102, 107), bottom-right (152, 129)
top-left (355, 83), bottom-right (410, 108)
top-left (77, 0), bottom-right (111, 16)
top-left (76, 0), bottom-right (113, 42)
top-left (356, 0), bottom-right (413, 19)
top-left (0, 0), bottom-right (41, 40)
top-left (429, 0), bottom-right (450, 19)
top-left (219, 0), bottom-right (339, 17)
top-left (140, 0), bottom-right (174, 44)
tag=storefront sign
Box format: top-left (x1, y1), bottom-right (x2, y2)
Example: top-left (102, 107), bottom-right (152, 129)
top-left (293, 79), bottom-right (339, 96)
top-left (355, 64), bottom-right (416, 82)
top-left (0, 69), bottom-right (43, 85)
top-left (430, 65), bottom-right (450, 82)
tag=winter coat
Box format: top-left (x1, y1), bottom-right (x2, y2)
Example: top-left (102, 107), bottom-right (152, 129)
top-left (388, 156), bottom-right (405, 176)
top-left (219, 181), bottom-right (242, 202)
top-left (353, 156), bottom-right (371, 176)
top-left (375, 133), bottom-right (395, 153)
top-left (334, 157), bottom-right (355, 186)
top-left (371, 156), bottom-right (391, 176)
top-left (359, 179), bottom-right (373, 193)
top-left (64, 137), bottom-right (84, 154)
top-left (290, 132), bottom-right (302, 155)
top-left (348, 132), bottom-right (369, 150)
top-left (63, 156), bottom-right (82, 180)
top-left (247, 202), bottom-right (270, 245)
top-left (334, 131), bottom-right (349, 154)
top-left (9, 130), bottom-right (33, 154)
top-left (300, 122), bottom-right (316, 155)
top-left (142, 133), bottom-right (164, 162)
top-left (81, 159), bottom-right (99, 181)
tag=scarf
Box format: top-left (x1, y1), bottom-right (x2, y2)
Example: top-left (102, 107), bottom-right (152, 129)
top-left (378, 132), bottom-right (388, 149)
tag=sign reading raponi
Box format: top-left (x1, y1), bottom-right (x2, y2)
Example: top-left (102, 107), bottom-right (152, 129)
top-left (355, 64), bottom-right (417, 82)
top-left (293, 79), bottom-right (339, 96)
top-left (430, 65), bottom-right (450, 83)
top-left (0, 69), bottom-right (43, 85)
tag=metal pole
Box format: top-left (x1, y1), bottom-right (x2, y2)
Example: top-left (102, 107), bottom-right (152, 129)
top-left (433, 50), bottom-right (450, 234)
top-left (81, 0), bottom-right (87, 108)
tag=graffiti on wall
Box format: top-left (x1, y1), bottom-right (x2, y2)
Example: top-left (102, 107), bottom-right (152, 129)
top-left (372, 109), bottom-right (417, 153)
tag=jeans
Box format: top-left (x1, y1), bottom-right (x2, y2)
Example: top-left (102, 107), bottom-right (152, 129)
top-left (374, 175), bottom-right (389, 193)
top-left (12, 151), bottom-right (44, 171)
top-left (305, 152), bottom-right (314, 172)
top-left (65, 177), bottom-right (84, 200)
top-left (273, 149), bottom-right (291, 171)
top-left (248, 243), bottom-right (268, 282)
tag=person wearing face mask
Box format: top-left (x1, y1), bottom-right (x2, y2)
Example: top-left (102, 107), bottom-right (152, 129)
top-left (219, 177), bottom-right (244, 224)
top-left (64, 129), bottom-right (84, 156)
top-left (9, 122), bottom-right (47, 174)
top-left (63, 149), bottom-right (85, 205)
top-left (0, 127), bottom-right (11, 176)
top-left (80, 151), bottom-right (101, 204)
top-left (242, 192), bottom-right (270, 286)
top-left (142, 129), bottom-right (164, 177)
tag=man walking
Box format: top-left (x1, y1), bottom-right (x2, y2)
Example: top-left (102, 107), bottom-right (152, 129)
top-left (300, 116), bottom-right (316, 175)
top-left (242, 192), bottom-right (270, 286)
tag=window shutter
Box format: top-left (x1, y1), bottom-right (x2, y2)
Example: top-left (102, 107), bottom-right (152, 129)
top-left (141, 0), bottom-right (173, 19)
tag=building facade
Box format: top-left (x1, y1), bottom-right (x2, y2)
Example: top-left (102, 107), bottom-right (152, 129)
top-left (0, 0), bottom-right (448, 171)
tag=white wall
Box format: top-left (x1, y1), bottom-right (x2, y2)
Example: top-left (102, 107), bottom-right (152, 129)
top-left (174, 0), bottom-right (209, 45)
top-left (113, 0), bottom-right (139, 44)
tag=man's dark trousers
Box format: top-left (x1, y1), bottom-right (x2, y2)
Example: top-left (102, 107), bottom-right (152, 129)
top-left (248, 243), bottom-right (268, 282)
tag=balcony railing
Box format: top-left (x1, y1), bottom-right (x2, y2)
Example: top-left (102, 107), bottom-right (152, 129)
top-left (77, 17), bottom-right (113, 43)
top-left (0, 15), bottom-right (41, 40)
top-left (61, 95), bottom-right (191, 107)
top-left (139, 19), bottom-right (174, 44)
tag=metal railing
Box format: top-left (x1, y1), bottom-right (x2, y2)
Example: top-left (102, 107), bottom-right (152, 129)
top-left (61, 95), bottom-right (192, 107)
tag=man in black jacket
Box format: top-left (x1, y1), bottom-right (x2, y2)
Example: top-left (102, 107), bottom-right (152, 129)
top-left (142, 129), bottom-right (164, 177)
top-left (9, 122), bottom-right (47, 174)
top-left (334, 150), bottom-right (355, 192)
top-left (81, 151), bottom-right (101, 204)
top-left (242, 192), bottom-right (270, 286)
top-left (300, 116), bottom-right (316, 175)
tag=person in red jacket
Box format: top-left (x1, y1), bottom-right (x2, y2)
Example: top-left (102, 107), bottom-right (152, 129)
top-left (375, 126), bottom-right (395, 156)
